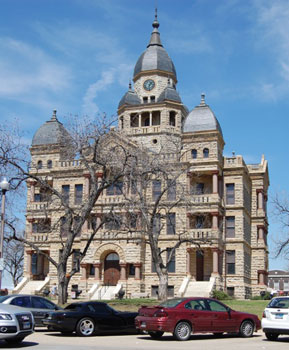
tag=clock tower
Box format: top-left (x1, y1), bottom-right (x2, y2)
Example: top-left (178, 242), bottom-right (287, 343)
top-left (117, 10), bottom-right (188, 152)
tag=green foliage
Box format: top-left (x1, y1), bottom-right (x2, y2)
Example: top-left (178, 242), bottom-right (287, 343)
top-left (251, 292), bottom-right (271, 300)
top-left (212, 289), bottom-right (232, 300)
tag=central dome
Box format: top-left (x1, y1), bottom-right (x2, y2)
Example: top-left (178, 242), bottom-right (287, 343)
top-left (133, 11), bottom-right (177, 80)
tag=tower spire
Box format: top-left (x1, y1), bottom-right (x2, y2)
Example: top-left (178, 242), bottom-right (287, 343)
top-left (147, 8), bottom-right (162, 47)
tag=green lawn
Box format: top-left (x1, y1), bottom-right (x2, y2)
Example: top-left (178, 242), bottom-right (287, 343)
top-left (106, 298), bottom-right (269, 319)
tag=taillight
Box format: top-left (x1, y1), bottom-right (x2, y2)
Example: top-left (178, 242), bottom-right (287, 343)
top-left (262, 311), bottom-right (266, 318)
top-left (153, 310), bottom-right (168, 318)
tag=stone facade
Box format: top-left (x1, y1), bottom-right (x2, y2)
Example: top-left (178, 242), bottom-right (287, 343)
top-left (21, 13), bottom-right (269, 300)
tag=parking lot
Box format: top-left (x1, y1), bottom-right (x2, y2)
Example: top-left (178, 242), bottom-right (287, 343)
top-left (0, 331), bottom-right (288, 350)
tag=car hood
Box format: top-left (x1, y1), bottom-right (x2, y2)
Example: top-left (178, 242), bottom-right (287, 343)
top-left (0, 304), bottom-right (33, 314)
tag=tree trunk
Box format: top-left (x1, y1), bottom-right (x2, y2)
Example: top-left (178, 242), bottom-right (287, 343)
top-left (57, 266), bottom-right (70, 305)
top-left (158, 270), bottom-right (168, 301)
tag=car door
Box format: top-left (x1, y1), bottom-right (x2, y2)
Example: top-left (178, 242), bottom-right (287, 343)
top-left (183, 299), bottom-right (212, 332)
top-left (31, 296), bottom-right (58, 326)
top-left (90, 303), bottom-right (126, 332)
top-left (206, 299), bottom-right (237, 332)
top-left (10, 296), bottom-right (33, 314)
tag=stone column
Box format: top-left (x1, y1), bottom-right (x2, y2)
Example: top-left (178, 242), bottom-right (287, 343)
top-left (138, 114), bottom-right (141, 128)
top-left (211, 212), bottom-right (219, 229)
top-left (26, 251), bottom-right (33, 277)
top-left (212, 248), bottom-right (219, 274)
top-left (186, 213), bottom-right (191, 229)
top-left (84, 174), bottom-right (90, 197)
top-left (94, 263), bottom-right (101, 280)
top-left (134, 263), bottom-right (141, 280)
top-left (27, 218), bottom-right (34, 234)
top-left (212, 171), bottom-right (219, 194)
top-left (149, 112), bottom-right (152, 126)
top-left (186, 248), bottom-right (191, 276)
top-left (257, 189), bottom-right (264, 209)
top-left (258, 270), bottom-right (266, 285)
top-left (187, 172), bottom-right (192, 194)
top-left (120, 263), bottom-right (127, 280)
top-left (80, 263), bottom-right (87, 280)
top-left (257, 225), bottom-right (264, 240)
top-left (30, 182), bottom-right (37, 202)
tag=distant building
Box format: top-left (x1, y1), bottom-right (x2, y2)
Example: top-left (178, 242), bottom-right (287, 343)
top-left (17, 12), bottom-right (269, 299)
top-left (268, 270), bottom-right (289, 294)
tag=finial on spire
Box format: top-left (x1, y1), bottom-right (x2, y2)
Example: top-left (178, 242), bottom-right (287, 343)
top-left (153, 8), bottom-right (159, 28)
top-left (148, 8), bottom-right (162, 47)
top-left (51, 109), bottom-right (57, 121)
top-left (200, 93), bottom-right (206, 105)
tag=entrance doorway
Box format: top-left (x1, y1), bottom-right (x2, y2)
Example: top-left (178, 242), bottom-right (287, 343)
top-left (196, 250), bottom-right (204, 281)
top-left (103, 252), bottom-right (120, 286)
top-left (31, 251), bottom-right (49, 280)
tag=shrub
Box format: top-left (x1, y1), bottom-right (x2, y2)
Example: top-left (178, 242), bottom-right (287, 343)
top-left (212, 289), bottom-right (232, 300)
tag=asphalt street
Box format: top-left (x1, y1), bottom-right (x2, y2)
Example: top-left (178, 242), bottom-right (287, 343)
top-left (0, 331), bottom-right (288, 350)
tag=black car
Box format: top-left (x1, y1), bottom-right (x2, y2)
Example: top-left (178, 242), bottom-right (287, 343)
top-left (0, 294), bottom-right (62, 327)
top-left (42, 301), bottom-right (138, 336)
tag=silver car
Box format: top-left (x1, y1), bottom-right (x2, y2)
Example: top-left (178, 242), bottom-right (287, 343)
top-left (0, 304), bottom-right (34, 344)
top-left (0, 294), bottom-right (61, 327)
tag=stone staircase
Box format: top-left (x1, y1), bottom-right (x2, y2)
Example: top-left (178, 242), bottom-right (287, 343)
top-left (13, 277), bottom-right (50, 295)
top-left (90, 284), bottom-right (122, 300)
top-left (179, 277), bottom-right (216, 298)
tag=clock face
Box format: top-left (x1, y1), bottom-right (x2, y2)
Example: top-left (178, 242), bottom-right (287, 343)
top-left (143, 79), bottom-right (155, 91)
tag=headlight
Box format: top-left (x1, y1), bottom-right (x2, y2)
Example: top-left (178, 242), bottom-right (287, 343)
top-left (0, 314), bottom-right (12, 320)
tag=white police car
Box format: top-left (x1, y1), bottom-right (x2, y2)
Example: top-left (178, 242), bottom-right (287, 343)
top-left (0, 304), bottom-right (34, 344)
top-left (262, 296), bottom-right (289, 341)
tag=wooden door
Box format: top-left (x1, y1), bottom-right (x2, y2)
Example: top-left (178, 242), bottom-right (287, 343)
top-left (196, 250), bottom-right (204, 281)
top-left (104, 253), bottom-right (120, 286)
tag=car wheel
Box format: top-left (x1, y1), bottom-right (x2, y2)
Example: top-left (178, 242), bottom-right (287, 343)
top-left (239, 320), bottom-right (254, 337)
top-left (5, 337), bottom-right (24, 344)
top-left (173, 321), bottom-right (191, 341)
top-left (265, 333), bottom-right (279, 341)
top-left (148, 331), bottom-right (164, 339)
top-left (76, 317), bottom-right (96, 337)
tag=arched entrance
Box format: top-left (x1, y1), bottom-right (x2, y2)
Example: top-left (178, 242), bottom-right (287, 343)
top-left (196, 250), bottom-right (204, 281)
top-left (103, 252), bottom-right (120, 286)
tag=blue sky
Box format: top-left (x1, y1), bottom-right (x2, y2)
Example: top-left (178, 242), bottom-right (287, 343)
top-left (1, 0), bottom-right (289, 282)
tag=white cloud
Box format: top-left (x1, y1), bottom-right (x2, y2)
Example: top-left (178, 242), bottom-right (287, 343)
top-left (0, 37), bottom-right (72, 102)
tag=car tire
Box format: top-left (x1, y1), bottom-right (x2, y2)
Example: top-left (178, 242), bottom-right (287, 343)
top-left (76, 317), bottom-right (96, 337)
top-left (239, 320), bottom-right (254, 337)
top-left (173, 321), bottom-right (191, 341)
top-left (148, 331), bottom-right (164, 339)
top-left (265, 332), bottom-right (279, 341)
top-left (5, 337), bottom-right (24, 344)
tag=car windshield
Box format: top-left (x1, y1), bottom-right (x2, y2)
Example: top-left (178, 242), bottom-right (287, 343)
top-left (159, 298), bottom-right (184, 308)
top-left (267, 298), bottom-right (289, 309)
top-left (0, 296), bottom-right (10, 303)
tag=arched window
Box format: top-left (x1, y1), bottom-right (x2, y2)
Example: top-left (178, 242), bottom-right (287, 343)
top-left (169, 111), bottom-right (176, 126)
top-left (105, 252), bottom-right (119, 261)
top-left (119, 116), bottom-right (124, 129)
top-left (47, 160), bottom-right (52, 169)
top-left (37, 160), bottom-right (42, 169)
top-left (191, 149), bottom-right (197, 159)
top-left (203, 148), bottom-right (209, 158)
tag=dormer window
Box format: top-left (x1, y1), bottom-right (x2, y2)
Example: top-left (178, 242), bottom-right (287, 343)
top-left (143, 97), bottom-right (148, 104)
top-left (203, 148), bottom-right (209, 158)
top-left (47, 160), bottom-right (52, 169)
top-left (37, 160), bottom-right (42, 169)
top-left (150, 96), bottom-right (155, 103)
top-left (169, 111), bottom-right (176, 126)
top-left (191, 149), bottom-right (197, 159)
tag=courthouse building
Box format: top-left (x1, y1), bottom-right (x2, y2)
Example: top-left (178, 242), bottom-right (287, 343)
top-left (16, 13), bottom-right (269, 299)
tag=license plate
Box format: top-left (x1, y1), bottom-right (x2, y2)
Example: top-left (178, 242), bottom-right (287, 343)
top-left (140, 322), bottom-right (146, 328)
top-left (275, 314), bottom-right (283, 319)
top-left (23, 322), bottom-right (31, 329)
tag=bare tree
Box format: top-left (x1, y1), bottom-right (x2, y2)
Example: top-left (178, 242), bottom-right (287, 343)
top-left (3, 238), bottom-right (24, 287)
top-left (115, 142), bottom-right (211, 300)
top-left (0, 115), bottom-right (132, 304)
top-left (272, 192), bottom-right (289, 259)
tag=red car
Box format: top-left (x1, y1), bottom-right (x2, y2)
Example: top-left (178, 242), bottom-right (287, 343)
top-left (135, 297), bottom-right (261, 341)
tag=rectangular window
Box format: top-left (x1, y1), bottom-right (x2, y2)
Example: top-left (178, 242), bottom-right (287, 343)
top-left (167, 180), bottom-right (176, 201)
top-left (150, 96), bottom-right (155, 103)
top-left (128, 212), bottom-right (137, 229)
top-left (105, 215), bottom-right (122, 230)
top-left (152, 214), bottom-right (161, 235)
top-left (89, 264), bottom-right (95, 276)
top-left (273, 281), bottom-right (279, 290)
top-left (143, 97), bottom-right (148, 103)
top-left (167, 286), bottom-right (174, 298)
top-left (128, 264), bottom-right (135, 276)
top-left (62, 185), bottom-right (70, 205)
top-left (226, 183), bottom-right (235, 204)
top-left (34, 193), bottom-right (41, 202)
top-left (225, 216), bottom-right (235, 238)
top-left (196, 183), bottom-right (204, 195)
top-left (166, 213), bottom-right (176, 235)
top-left (72, 249), bottom-right (81, 272)
top-left (106, 181), bottom-right (123, 196)
top-left (227, 287), bottom-right (235, 297)
top-left (167, 248), bottom-right (176, 273)
top-left (152, 180), bottom-right (161, 201)
top-left (74, 184), bottom-right (83, 205)
top-left (226, 250), bottom-right (235, 274)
